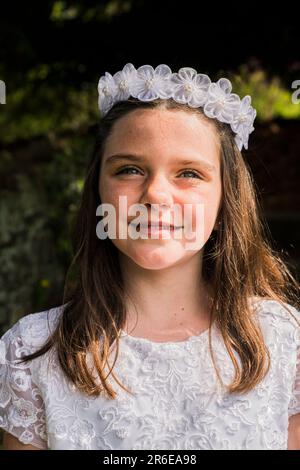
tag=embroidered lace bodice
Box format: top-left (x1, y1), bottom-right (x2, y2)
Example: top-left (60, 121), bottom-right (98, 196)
top-left (0, 298), bottom-right (299, 450)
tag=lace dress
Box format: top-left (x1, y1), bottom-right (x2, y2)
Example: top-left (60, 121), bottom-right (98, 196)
top-left (0, 298), bottom-right (299, 450)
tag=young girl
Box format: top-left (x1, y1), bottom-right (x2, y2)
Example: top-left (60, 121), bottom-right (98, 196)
top-left (1, 63), bottom-right (299, 450)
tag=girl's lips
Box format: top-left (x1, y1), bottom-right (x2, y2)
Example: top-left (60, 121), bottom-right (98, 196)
top-left (130, 222), bottom-right (183, 229)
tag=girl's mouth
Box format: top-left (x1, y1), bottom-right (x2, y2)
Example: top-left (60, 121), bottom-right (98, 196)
top-left (131, 222), bottom-right (183, 231)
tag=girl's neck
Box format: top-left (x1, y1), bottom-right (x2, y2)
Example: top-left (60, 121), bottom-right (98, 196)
top-left (120, 254), bottom-right (213, 338)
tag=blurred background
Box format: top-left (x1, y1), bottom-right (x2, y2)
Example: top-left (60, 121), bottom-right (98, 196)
top-left (0, 0), bottom-right (300, 338)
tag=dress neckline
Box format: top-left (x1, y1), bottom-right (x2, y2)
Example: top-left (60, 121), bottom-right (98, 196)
top-left (120, 322), bottom-right (214, 346)
top-left (118, 296), bottom-right (263, 347)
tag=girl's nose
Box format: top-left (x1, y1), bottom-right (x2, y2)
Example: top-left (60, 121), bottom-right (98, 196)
top-left (140, 174), bottom-right (173, 208)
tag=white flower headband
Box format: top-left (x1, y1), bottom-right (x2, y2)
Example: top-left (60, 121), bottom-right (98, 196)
top-left (97, 63), bottom-right (257, 151)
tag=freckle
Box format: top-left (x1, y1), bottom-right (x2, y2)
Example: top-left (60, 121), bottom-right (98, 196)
top-left (181, 307), bottom-right (184, 311)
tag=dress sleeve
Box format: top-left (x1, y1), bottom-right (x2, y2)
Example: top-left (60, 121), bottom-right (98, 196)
top-left (288, 305), bottom-right (300, 418)
top-left (0, 319), bottom-right (48, 449)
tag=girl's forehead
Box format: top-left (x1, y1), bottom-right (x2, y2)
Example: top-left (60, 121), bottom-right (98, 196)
top-left (112, 108), bottom-right (215, 133)
top-left (104, 109), bottom-right (221, 164)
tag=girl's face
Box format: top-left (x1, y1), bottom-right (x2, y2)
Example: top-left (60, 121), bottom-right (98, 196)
top-left (99, 108), bottom-right (222, 270)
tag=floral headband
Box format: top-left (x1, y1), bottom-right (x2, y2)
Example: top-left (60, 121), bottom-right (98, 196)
top-left (97, 63), bottom-right (256, 151)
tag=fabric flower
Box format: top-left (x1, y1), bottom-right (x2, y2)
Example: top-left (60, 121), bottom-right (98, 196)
top-left (204, 78), bottom-right (240, 124)
top-left (8, 398), bottom-right (38, 427)
top-left (22, 317), bottom-right (52, 348)
top-left (130, 64), bottom-right (173, 101)
top-left (98, 71), bottom-right (117, 115)
top-left (19, 429), bottom-right (34, 445)
top-left (234, 134), bottom-right (244, 152)
top-left (115, 426), bottom-right (129, 439)
top-left (54, 422), bottom-right (68, 439)
top-left (170, 67), bottom-right (211, 107)
top-left (10, 370), bottom-right (31, 392)
top-left (69, 418), bottom-right (95, 449)
top-left (96, 64), bottom-right (257, 151)
top-left (231, 95), bottom-right (256, 150)
top-left (113, 63), bottom-right (137, 103)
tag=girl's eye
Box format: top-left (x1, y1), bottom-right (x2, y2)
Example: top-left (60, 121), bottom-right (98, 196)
top-left (116, 166), bottom-right (142, 175)
top-left (115, 167), bottom-right (202, 179)
top-left (179, 170), bottom-right (202, 179)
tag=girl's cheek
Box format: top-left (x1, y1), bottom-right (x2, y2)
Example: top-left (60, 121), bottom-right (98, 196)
top-left (100, 180), bottom-right (123, 204)
top-left (187, 191), bottom-right (221, 235)
top-left (106, 180), bottom-right (139, 201)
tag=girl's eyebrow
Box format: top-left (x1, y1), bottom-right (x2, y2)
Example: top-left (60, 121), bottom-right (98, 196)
top-left (104, 153), bottom-right (216, 172)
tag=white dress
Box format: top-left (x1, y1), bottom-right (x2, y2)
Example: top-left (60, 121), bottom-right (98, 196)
top-left (0, 298), bottom-right (299, 450)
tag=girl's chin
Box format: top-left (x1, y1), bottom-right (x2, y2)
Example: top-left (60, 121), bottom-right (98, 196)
top-left (132, 259), bottom-right (179, 271)
top-left (127, 247), bottom-right (187, 270)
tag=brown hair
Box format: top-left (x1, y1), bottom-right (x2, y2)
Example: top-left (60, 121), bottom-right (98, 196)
top-left (19, 97), bottom-right (300, 398)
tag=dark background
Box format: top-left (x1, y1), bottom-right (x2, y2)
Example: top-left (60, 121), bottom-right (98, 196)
top-left (0, 0), bottom-right (300, 336)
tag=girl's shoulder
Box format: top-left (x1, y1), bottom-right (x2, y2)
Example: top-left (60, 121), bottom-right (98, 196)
top-left (0, 306), bottom-right (64, 449)
top-left (0, 304), bottom-right (64, 358)
top-left (250, 296), bottom-right (300, 339)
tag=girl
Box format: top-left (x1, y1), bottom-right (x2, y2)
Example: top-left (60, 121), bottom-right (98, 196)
top-left (1, 64), bottom-right (299, 450)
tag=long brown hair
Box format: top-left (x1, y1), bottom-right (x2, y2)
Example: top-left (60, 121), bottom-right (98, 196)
top-left (19, 97), bottom-right (300, 398)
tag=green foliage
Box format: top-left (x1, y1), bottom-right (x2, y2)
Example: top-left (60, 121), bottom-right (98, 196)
top-left (0, 77), bottom-right (98, 144)
top-left (0, 131), bottom-right (94, 334)
top-left (50, 1), bottom-right (133, 23)
top-left (229, 66), bottom-right (300, 121)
